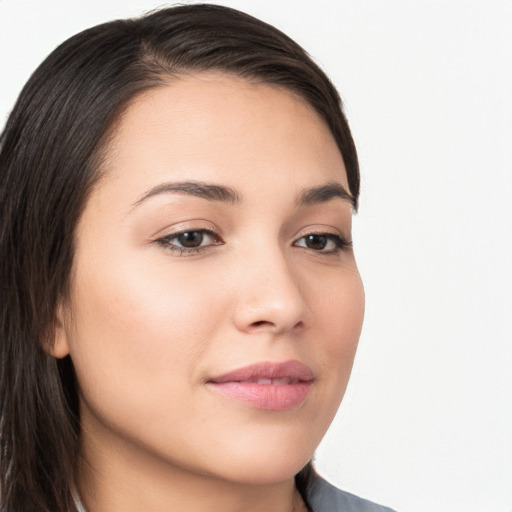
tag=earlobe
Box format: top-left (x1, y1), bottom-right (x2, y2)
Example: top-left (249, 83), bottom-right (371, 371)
top-left (46, 304), bottom-right (71, 359)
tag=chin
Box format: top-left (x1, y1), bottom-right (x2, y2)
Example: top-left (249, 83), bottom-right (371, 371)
top-left (199, 432), bottom-right (316, 486)
top-left (216, 458), bottom-right (310, 487)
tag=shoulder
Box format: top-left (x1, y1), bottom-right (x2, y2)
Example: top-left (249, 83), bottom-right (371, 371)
top-left (307, 475), bottom-right (397, 512)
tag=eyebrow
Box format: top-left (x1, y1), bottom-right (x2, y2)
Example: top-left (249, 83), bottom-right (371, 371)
top-left (131, 179), bottom-right (354, 210)
top-left (131, 181), bottom-right (242, 208)
top-left (297, 182), bottom-right (355, 209)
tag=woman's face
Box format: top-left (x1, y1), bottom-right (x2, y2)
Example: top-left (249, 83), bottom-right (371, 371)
top-left (55, 73), bottom-right (364, 486)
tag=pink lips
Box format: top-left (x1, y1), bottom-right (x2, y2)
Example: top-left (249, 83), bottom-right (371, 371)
top-left (206, 360), bottom-right (314, 411)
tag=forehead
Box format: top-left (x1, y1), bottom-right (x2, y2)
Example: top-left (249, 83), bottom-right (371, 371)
top-left (99, 72), bottom-right (349, 197)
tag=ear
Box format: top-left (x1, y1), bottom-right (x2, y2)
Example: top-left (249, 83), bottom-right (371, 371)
top-left (46, 303), bottom-right (71, 359)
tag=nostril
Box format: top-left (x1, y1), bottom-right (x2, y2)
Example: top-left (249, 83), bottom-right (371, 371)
top-left (248, 319), bottom-right (305, 333)
top-left (251, 320), bottom-right (272, 328)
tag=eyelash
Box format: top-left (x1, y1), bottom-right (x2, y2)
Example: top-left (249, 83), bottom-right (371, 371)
top-left (155, 229), bottom-right (221, 256)
top-left (294, 233), bottom-right (352, 253)
top-left (155, 229), bottom-right (352, 256)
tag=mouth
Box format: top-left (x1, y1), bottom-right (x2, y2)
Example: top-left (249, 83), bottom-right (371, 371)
top-left (206, 360), bottom-right (314, 411)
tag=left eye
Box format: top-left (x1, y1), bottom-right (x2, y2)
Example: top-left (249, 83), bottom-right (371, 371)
top-left (294, 233), bottom-right (347, 252)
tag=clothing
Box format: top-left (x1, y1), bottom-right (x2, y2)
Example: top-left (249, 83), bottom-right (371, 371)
top-left (72, 488), bottom-right (86, 512)
top-left (307, 475), bottom-right (396, 512)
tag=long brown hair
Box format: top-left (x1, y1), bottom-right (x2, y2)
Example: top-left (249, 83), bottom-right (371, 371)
top-left (0, 4), bottom-right (359, 510)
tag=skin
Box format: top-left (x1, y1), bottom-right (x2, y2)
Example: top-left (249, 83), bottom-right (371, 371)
top-left (52, 73), bottom-right (365, 512)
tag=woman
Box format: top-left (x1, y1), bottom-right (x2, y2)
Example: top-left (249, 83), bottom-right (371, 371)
top-left (0, 4), bottom-right (395, 511)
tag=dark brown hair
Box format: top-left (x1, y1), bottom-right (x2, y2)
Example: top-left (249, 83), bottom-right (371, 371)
top-left (0, 4), bottom-right (359, 511)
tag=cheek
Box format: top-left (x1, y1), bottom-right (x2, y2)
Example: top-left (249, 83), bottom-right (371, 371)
top-left (310, 266), bottom-right (364, 396)
top-left (65, 254), bottom-right (224, 409)
top-left (313, 266), bottom-right (364, 348)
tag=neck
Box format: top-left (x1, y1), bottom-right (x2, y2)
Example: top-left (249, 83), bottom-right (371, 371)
top-left (77, 431), bottom-right (307, 512)
top-left (78, 469), bottom-right (304, 512)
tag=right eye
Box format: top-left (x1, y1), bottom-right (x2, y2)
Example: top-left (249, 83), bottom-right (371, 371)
top-left (156, 229), bottom-right (222, 254)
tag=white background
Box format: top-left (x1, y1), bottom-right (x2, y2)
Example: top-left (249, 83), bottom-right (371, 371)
top-left (1, 1), bottom-right (510, 511)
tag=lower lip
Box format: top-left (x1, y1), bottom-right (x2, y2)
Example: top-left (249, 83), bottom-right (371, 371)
top-left (207, 381), bottom-right (312, 411)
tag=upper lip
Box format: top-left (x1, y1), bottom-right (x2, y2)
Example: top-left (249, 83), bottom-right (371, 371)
top-left (207, 360), bottom-right (314, 384)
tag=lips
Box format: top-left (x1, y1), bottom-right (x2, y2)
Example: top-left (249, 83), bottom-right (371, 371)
top-left (206, 360), bottom-right (314, 411)
top-left (242, 377), bottom-right (300, 385)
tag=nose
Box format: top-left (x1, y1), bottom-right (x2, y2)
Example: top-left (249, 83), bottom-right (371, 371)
top-left (231, 246), bottom-right (310, 335)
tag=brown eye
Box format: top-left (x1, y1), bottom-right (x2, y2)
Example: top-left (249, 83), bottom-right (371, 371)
top-left (156, 229), bottom-right (222, 254)
top-left (294, 233), bottom-right (350, 253)
top-left (303, 234), bottom-right (328, 250)
top-left (177, 231), bottom-right (205, 248)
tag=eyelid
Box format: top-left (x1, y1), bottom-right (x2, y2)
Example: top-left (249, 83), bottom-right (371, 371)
top-left (150, 218), bottom-right (220, 238)
top-left (293, 224), bottom-right (350, 241)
